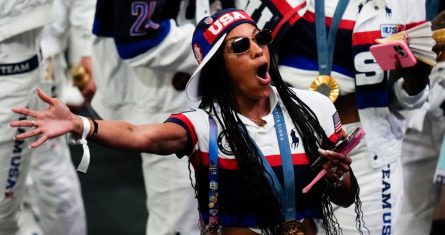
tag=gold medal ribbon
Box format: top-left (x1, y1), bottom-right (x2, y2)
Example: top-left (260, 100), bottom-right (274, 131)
top-left (310, 75), bottom-right (340, 102)
top-left (312, 0), bottom-right (349, 103)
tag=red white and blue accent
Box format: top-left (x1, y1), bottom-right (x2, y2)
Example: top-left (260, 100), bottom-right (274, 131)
top-left (186, 9), bottom-right (257, 101)
top-left (166, 87), bottom-right (343, 227)
top-left (332, 111), bottom-right (342, 133)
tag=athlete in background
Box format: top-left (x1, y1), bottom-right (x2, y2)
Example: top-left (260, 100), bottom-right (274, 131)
top-left (17, 0), bottom-right (96, 234)
top-left (240, 0), bottom-right (431, 234)
top-left (90, 1), bottom-right (234, 234)
top-left (397, 1), bottom-right (445, 234)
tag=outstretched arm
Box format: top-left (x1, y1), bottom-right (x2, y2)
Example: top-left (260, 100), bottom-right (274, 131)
top-left (10, 88), bottom-right (188, 155)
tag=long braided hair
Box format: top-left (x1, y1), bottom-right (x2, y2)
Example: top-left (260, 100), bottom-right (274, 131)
top-left (194, 44), bottom-right (364, 234)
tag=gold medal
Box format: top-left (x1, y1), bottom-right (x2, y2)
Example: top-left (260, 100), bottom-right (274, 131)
top-left (309, 75), bottom-right (340, 102)
top-left (281, 220), bottom-right (306, 235)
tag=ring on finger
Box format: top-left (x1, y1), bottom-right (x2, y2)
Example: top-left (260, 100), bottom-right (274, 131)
top-left (31, 120), bottom-right (36, 127)
top-left (336, 169), bottom-right (344, 176)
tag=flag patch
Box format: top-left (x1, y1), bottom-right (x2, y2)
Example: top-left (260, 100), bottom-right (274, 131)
top-left (332, 111), bottom-right (342, 133)
top-left (380, 24), bottom-right (404, 38)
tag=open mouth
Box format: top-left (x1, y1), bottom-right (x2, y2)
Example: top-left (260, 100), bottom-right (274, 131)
top-left (256, 64), bottom-right (268, 79)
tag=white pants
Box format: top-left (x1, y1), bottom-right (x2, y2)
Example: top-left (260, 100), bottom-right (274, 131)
top-left (0, 29), bottom-right (42, 235)
top-left (23, 136), bottom-right (86, 235)
top-left (16, 50), bottom-right (87, 235)
top-left (396, 113), bottom-right (445, 235)
top-left (142, 153), bottom-right (199, 235)
top-left (318, 122), bottom-right (403, 235)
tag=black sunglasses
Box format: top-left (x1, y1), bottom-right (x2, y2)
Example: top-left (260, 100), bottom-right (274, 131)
top-left (225, 29), bottom-right (273, 54)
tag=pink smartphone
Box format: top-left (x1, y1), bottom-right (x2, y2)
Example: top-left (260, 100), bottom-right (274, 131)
top-left (370, 40), bottom-right (417, 70)
top-left (303, 127), bottom-right (365, 194)
top-left (310, 127), bottom-right (365, 171)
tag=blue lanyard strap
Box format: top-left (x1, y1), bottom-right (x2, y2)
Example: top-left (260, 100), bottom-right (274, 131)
top-left (315, 0), bottom-right (350, 75)
top-left (239, 105), bottom-right (296, 221)
top-left (208, 117), bottom-right (219, 229)
top-left (272, 105), bottom-right (296, 221)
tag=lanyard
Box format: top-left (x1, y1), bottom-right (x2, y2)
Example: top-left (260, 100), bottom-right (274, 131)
top-left (208, 104), bottom-right (296, 224)
top-left (239, 105), bottom-right (296, 221)
top-left (315, 0), bottom-right (350, 75)
top-left (207, 117), bottom-right (219, 232)
top-left (272, 105), bottom-right (296, 221)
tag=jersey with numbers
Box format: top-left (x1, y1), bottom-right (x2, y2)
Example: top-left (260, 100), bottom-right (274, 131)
top-left (92, 0), bottom-right (235, 60)
top-left (92, 0), bottom-right (182, 59)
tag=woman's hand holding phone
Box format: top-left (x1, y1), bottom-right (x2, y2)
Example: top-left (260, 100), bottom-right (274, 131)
top-left (303, 128), bottom-right (365, 193)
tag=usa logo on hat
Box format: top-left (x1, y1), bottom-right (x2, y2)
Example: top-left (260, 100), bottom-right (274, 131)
top-left (186, 9), bottom-right (257, 101)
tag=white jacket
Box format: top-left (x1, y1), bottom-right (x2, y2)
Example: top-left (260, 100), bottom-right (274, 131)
top-left (91, 0), bottom-right (214, 113)
top-left (40, 0), bottom-right (95, 63)
top-left (0, 0), bottom-right (53, 41)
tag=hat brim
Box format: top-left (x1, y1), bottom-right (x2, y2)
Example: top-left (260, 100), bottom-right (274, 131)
top-left (186, 34), bottom-right (227, 102)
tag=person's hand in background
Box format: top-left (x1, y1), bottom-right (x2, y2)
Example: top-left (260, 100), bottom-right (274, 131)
top-left (78, 56), bottom-right (96, 104)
